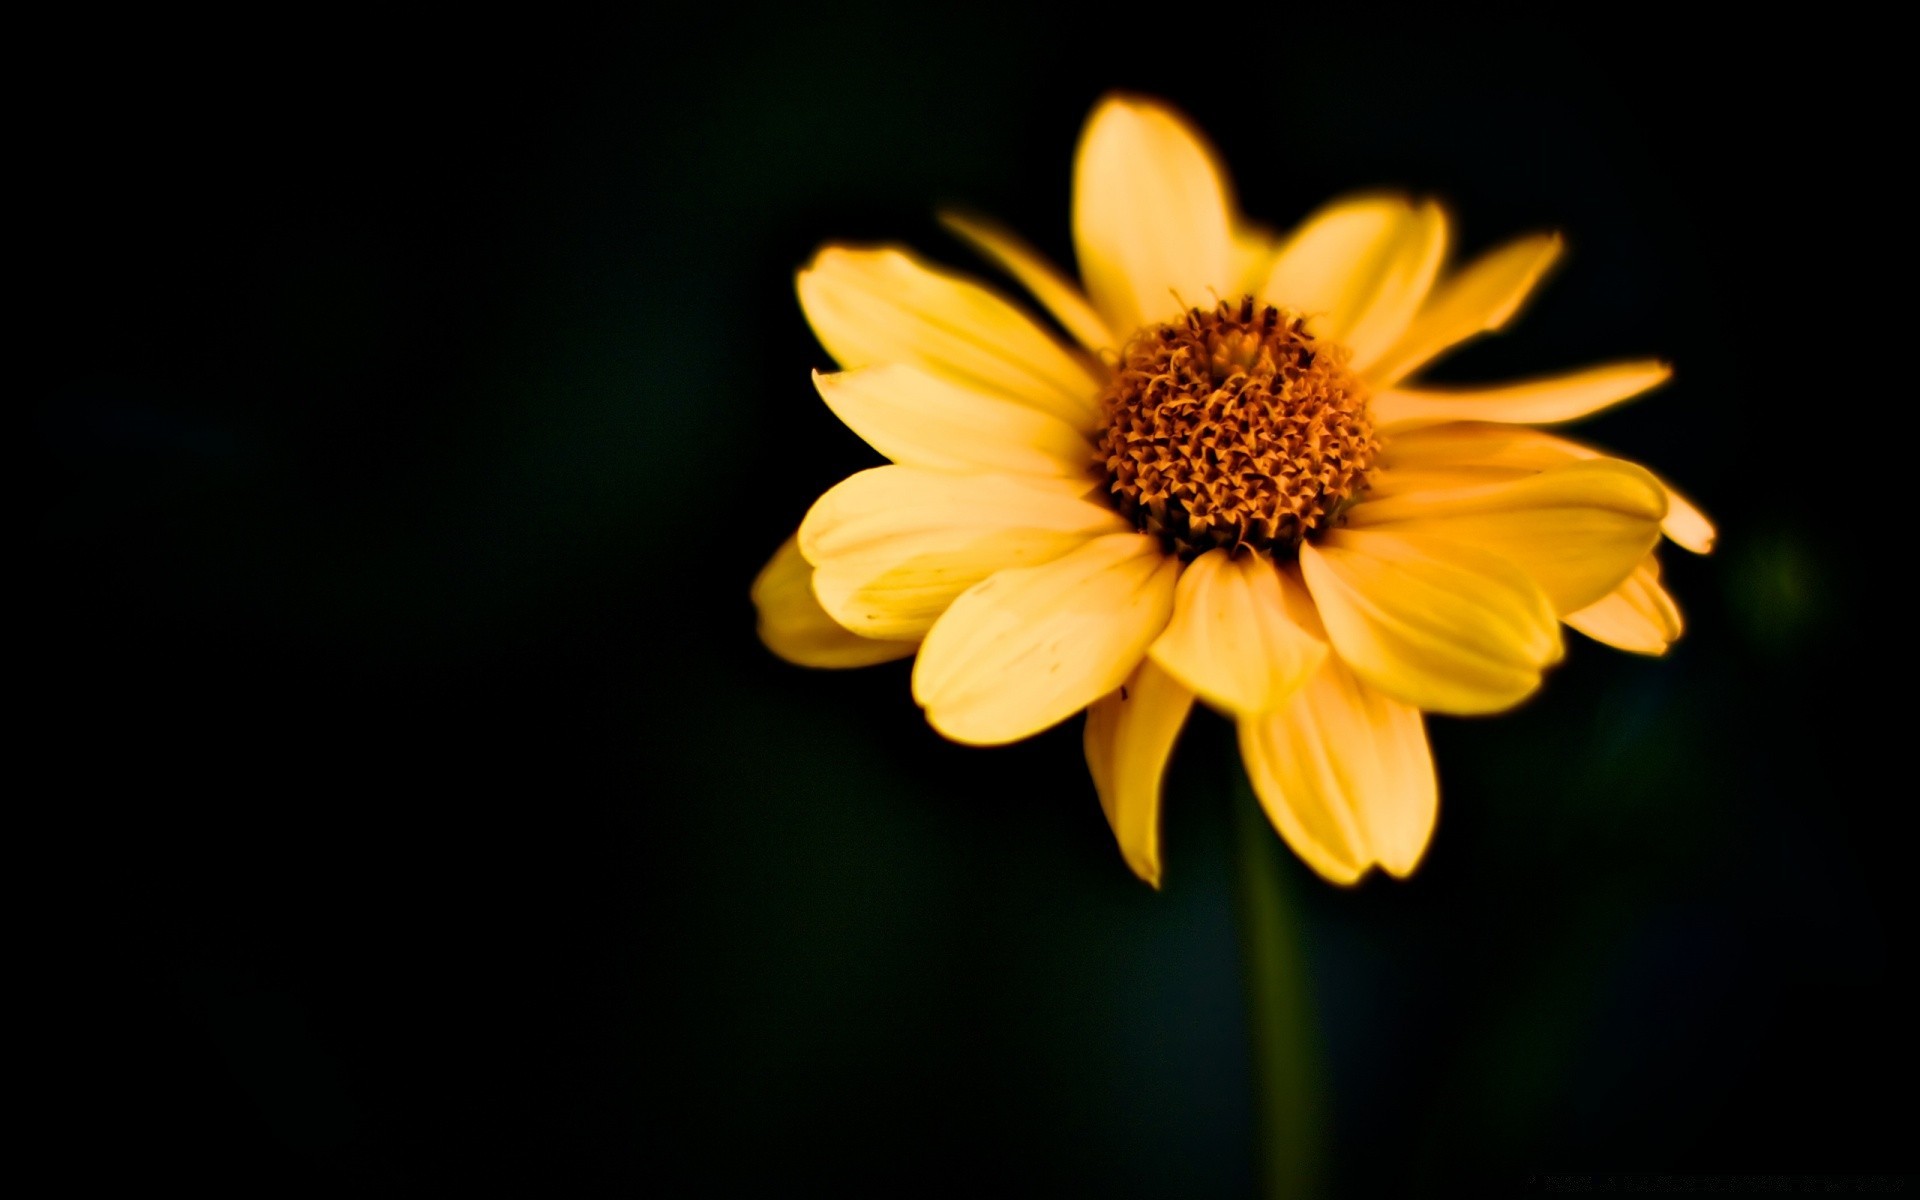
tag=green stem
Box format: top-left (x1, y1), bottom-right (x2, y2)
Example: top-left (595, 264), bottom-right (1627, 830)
top-left (1230, 771), bottom-right (1323, 1200)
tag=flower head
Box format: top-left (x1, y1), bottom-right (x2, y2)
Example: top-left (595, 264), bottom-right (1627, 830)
top-left (753, 95), bottom-right (1712, 887)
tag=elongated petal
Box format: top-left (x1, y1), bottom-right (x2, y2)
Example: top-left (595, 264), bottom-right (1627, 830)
top-left (1371, 360), bottom-right (1672, 431)
top-left (1344, 460), bottom-right (1666, 613)
top-left (1364, 233), bottom-right (1563, 387)
top-left (1262, 195), bottom-right (1448, 371)
top-left (1650, 481), bottom-right (1716, 555)
top-left (1376, 424), bottom-right (1716, 554)
top-left (938, 210), bottom-right (1118, 354)
top-left (1085, 658), bottom-right (1194, 887)
top-left (800, 467), bottom-right (1127, 639)
top-left (796, 245), bottom-right (1102, 427)
top-left (1344, 202), bottom-right (1448, 371)
top-left (1072, 94), bottom-right (1236, 337)
top-left (1300, 529), bottom-right (1562, 715)
top-left (1375, 422), bottom-right (1576, 478)
top-left (1239, 657), bottom-right (1438, 883)
top-left (1148, 549), bottom-right (1327, 715)
top-left (913, 532), bottom-right (1179, 745)
top-left (752, 536), bottom-right (919, 668)
top-left (1565, 555), bottom-right (1684, 655)
top-left (814, 365), bottom-right (1097, 479)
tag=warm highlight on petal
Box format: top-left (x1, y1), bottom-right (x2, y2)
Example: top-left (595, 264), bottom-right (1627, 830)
top-left (1375, 424), bottom-right (1717, 554)
top-left (1652, 482), bottom-right (1716, 555)
top-left (1148, 549), bottom-right (1326, 715)
top-left (1085, 657), bottom-right (1195, 888)
top-left (913, 532), bottom-right (1179, 745)
top-left (752, 537), bottom-right (919, 668)
top-left (1365, 232), bottom-right (1563, 387)
top-left (1371, 360), bottom-right (1672, 431)
top-left (813, 365), bottom-right (1098, 479)
top-left (938, 210), bottom-right (1118, 354)
top-left (800, 467), bottom-right (1127, 639)
top-left (1229, 219), bottom-right (1282, 299)
top-left (1345, 460), bottom-right (1667, 613)
top-left (1300, 530), bottom-right (1563, 715)
top-left (1566, 555), bottom-right (1684, 655)
top-left (797, 245), bottom-right (1102, 428)
top-left (1072, 95), bottom-right (1237, 336)
top-left (1262, 195), bottom-right (1448, 372)
top-left (1239, 656), bottom-right (1438, 884)
top-left (1373, 422), bottom-right (1577, 485)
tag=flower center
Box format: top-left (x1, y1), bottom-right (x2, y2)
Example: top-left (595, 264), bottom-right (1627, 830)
top-left (1095, 297), bottom-right (1377, 559)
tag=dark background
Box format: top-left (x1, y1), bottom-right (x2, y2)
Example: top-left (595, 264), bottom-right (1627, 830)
top-left (35, 5), bottom-right (1909, 1194)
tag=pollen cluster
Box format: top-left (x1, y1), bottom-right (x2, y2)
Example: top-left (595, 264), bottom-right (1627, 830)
top-left (1096, 297), bottom-right (1378, 558)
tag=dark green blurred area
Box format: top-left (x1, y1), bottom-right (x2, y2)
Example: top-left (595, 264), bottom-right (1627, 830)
top-left (33, 5), bottom-right (1908, 1193)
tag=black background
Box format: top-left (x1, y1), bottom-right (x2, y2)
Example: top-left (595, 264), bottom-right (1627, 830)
top-left (35, 5), bottom-right (1909, 1194)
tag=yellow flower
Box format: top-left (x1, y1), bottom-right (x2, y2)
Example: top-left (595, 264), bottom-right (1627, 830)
top-left (753, 94), bottom-right (1713, 887)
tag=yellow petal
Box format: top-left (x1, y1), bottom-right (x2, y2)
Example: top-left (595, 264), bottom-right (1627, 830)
top-left (1344, 460), bottom-right (1667, 613)
top-left (799, 466), bottom-right (1128, 639)
top-left (1230, 218), bottom-right (1281, 298)
top-left (1364, 232), bottom-right (1563, 387)
top-left (1261, 194), bottom-right (1448, 371)
top-left (1239, 656), bottom-right (1438, 884)
top-left (1148, 549), bottom-right (1327, 715)
top-left (1085, 658), bottom-right (1195, 888)
top-left (1300, 529), bottom-right (1562, 716)
top-left (814, 365), bottom-right (1098, 479)
top-left (1649, 480), bottom-right (1716, 555)
top-left (752, 536), bottom-right (919, 668)
top-left (1072, 94), bottom-right (1236, 337)
top-left (796, 245), bottom-right (1102, 428)
top-left (913, 532), bottom-right (1179, 745)
top-left (938, 210), bottom-right (1118, 353)
top-left (1565, 554), bottom-right (1684, 655)
top-left (1376, 423), bottom-right (1716, 554)
top-left (1376, 421), bottom-right (1573, 477)
top-left (1371, 360), bottom-right (1672, 431)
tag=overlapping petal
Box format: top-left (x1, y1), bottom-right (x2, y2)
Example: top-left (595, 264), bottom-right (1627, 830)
top-left (1148, 549), bottom-right (1326, 715)
top-left (1652, 485), bottom-right (1715, 556)
top-left (1229, 219), bottom-right (1282, 299)
top-left (1261, 194), bottom-right (1448, 372)
top-left (1085, 658), bottom-right (1195, 887)
top-left (752, 536), bottom-right (919, 668)
top-left (1364, 232), bottom-right (1563, 386)
top-left (1566, 555), bottom-right (1684, 655)
top-left (1072, 95), bottom-right (1237, 337)
top-left (913, 532), bottom-right (1179, 745)
top-left (799, 466), bottom-right (1127, 639)
top-left (1375, 424), bottom-right (1716, 554)
top-left (1300, 529), bottom-right (1563, 715)
top-left (1240, 654), bottom-right (1438, 884)
top-left (939, 210), bottom-right (1118, 354)
top-left (797, 245), bottom-right (1103, 428)
top-left (1343, 460), bottom-right (1667, 613)
top-left (813, 364), bottom-right (1098, 479)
